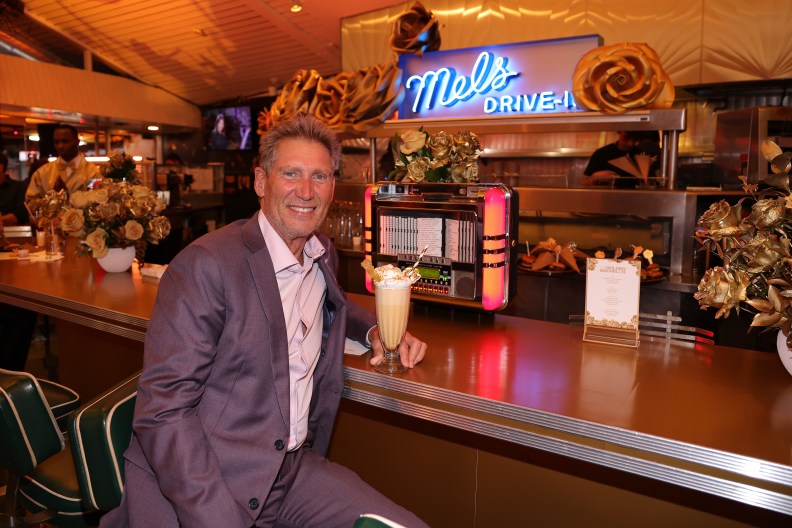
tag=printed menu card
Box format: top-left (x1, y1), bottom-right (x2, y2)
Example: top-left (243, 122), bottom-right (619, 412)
top-left (583, 258), bottom-right (641, 347)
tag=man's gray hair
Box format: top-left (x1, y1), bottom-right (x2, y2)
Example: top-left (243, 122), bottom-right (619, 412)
top-left (258, 113), bottom-right (341, 174)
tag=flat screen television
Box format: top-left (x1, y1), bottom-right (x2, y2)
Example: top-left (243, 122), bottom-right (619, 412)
top-left (202, 106), bottom-right (253, 150)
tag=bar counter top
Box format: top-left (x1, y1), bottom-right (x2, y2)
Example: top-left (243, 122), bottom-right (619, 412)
top-left (1, 253), bottom-right (791, 518)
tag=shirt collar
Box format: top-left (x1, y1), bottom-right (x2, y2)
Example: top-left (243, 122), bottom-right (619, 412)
top-left (57, 153), bottom-right (83, 169)
top-left (257, 210), bottom-right (325, 274)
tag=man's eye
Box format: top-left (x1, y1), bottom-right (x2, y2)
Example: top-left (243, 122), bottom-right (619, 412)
top-left (313, 173), bottom-right (330, 183)
top-left (283, 171), bottom-right (298, 179)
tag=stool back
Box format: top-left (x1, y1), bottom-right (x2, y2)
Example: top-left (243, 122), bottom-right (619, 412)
top-left (68, 372), bottom-right (140, 512)
top-left (0, 369), bottom-right (64, 475)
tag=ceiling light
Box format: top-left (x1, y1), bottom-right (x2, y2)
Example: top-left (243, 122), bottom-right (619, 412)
top-left (290, 0), bottom-right (302, 13)
top-left (28, 134), bottom-right (40, 142)
top-left (147, 125), bottom-right (160, 131)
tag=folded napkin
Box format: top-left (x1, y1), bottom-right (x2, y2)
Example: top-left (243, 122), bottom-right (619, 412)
top-left (344, 338), bottom-right (369, 356)
top-left (139, 263), bottom-right (168, 280)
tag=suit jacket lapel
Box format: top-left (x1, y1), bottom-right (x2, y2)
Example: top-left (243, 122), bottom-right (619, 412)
top-left (242, 216), bottom-right (291, 428)
top-left (318, 257), bottom-right (344, 313)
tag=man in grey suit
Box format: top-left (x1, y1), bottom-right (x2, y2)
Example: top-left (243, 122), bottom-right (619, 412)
top-left (101, 114), bottom-right (428, 527)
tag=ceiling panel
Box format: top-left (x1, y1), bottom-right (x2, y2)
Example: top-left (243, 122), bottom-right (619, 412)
top-left (15, 0), bottom-right (407, 106)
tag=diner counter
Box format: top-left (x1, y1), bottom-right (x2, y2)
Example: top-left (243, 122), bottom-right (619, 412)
top-left (1, 253), bottom-right (791, 525)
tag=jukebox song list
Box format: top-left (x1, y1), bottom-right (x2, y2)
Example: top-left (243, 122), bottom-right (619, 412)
top-left (378, 212), bottom-right (476, 263)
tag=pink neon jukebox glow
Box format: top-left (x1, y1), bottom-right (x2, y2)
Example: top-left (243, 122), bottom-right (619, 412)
top-left (482, 188), bottom-right (507, 311)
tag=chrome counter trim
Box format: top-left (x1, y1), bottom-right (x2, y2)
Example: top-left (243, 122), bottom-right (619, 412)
top-left (343, 367), bottom-right (792, 491)
top-left (342, 384), bottom-right (792, 516)
top-left (0, 287), bottom-right (148, 342)
top-left (366, 110), bottom-right (687, 136)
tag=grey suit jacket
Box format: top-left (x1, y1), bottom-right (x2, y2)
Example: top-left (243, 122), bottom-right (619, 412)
top-left (115, 215), bottom-right (375, 527)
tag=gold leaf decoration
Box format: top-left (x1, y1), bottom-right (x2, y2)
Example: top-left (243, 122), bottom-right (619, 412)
top-left (572, 42), bottom-right (674, 114)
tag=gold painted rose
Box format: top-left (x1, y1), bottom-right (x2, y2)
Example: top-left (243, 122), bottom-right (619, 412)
top-left (572, 42), bottom-right (674, 114)
top-left (389, 1), bottom-right (441, 57)
top-left (264, 64), bottom-right (402, 135)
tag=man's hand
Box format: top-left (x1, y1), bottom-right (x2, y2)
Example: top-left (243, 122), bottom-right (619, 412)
top-left (368, 327), bottom-right (427, 369)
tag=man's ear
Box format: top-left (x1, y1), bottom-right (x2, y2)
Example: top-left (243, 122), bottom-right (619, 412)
top-left (253, 167), bottom-right (267, 198)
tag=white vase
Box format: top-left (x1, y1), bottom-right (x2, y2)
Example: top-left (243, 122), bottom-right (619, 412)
top-left (97, 246), bottom-right (136, 273)
top-left (775, 330), bottom-right (792, 377)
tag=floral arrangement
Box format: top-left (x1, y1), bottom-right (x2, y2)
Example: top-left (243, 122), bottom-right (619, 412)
top-left (695, 139), bottom-right (792, 341)
top-left (388, 128), bottom-right (483, 183)
top-left (58, 181), bottom-right (170, 259)
top-left (572, 42), bottom-right (674, 114)
top-left (101, 151), bottom-right (140, 182)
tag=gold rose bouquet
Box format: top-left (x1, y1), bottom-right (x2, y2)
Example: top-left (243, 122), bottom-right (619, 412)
top-left (388, 128), bottom-right (482, 183)
top-left (695, 139), bottom-right (792, 339)
top-left (58, 181), bottom-right (170, 259)
top-left (27, 189), bottom-right (69, 226)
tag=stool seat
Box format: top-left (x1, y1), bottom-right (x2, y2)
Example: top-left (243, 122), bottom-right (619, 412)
top-left (39, 379), bottom-right (80, 430)
top-left (20, 445), bottom-right (100, 527)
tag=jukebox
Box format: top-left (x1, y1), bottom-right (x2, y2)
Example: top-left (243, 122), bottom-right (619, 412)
top-left (363, 182), bottom-right (518, 311)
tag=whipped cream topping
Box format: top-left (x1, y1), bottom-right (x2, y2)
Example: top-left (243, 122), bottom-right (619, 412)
top-left (374, 263), bottom-right (416, 286)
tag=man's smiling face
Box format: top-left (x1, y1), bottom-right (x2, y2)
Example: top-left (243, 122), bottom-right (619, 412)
top-left (254, 138), bottom-right (335, 258)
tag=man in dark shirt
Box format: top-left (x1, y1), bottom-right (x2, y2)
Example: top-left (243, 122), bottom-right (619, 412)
top-left (582, 131), bottom-right (661, 186)
top-left (0, 152), bottom-right (38, 371)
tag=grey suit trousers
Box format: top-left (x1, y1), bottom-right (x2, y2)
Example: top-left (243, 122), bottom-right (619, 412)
top-left (109, 447), bottom-right (428, 528)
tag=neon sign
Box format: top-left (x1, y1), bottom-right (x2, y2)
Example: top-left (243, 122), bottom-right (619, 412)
top-left (398, 35), bottom-right (602, 119)
top-left (484, 91), bottom-right (577, 113)
top-left (406, 52), bottom-right (520, 112)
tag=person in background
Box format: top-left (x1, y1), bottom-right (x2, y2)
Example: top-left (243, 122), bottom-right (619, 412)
top-left (581, 130), bottom-right (661, 186)
top-left (0, 152), bottom-right (38, 371)
top-left (210, 113), bottom-right (228, 150)
top-left (25, 124), bottom-right (99, 199)
top-left (0, 152), bottom-right (29, 227)
top-left (101, 113), bottom-right (429, 528)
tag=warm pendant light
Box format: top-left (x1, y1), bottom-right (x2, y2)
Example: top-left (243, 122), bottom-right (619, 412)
top-left (290, 0), bottom-right (302, 13)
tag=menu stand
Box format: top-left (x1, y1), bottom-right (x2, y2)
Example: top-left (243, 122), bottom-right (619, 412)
top-left (582, 258), bottom-right (641, 348)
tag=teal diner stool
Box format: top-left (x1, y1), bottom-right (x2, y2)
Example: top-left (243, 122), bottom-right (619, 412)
top-left (0, 368), bottom-right (97, 527)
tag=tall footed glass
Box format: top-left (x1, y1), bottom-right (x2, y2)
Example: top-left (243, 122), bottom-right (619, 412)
top-left (374, 281), bottom-right (412, 374)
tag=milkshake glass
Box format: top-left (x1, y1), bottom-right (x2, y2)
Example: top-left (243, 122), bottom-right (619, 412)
top-left (373, 272), bottom-right (413, 374)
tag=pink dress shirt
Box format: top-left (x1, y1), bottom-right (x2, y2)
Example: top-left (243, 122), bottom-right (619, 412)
top-left (257, 211), bottom-right (327, 450)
